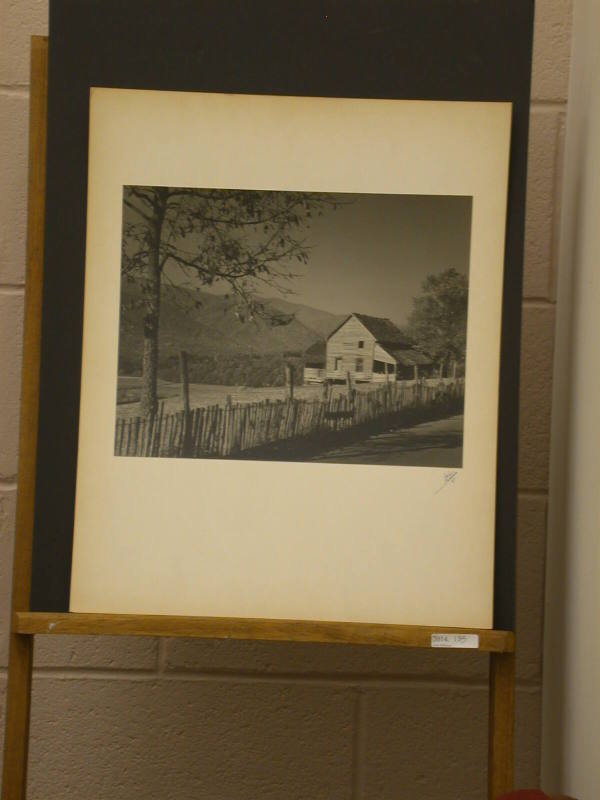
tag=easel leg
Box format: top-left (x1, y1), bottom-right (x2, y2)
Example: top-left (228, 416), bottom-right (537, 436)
top-left (1, 34), bottom-right (45, 800)
top-left (488, 651), bottom-right (515, 799)
top-left (2, 632), bottom-right (34, 800)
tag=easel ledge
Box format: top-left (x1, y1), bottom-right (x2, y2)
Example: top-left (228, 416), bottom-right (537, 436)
top-left (14, 611), bottom-right (514, 651)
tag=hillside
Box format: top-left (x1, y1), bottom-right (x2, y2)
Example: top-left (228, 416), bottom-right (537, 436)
top-left (118, 282), bottom-right (346, 384)
top-left (259, 296), bottom-right (347, 340)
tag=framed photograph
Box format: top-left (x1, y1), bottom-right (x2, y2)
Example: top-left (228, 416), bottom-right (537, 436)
top-left (30, 0), bottom-right (534, 634)
top-left (70, 89), bottom-right (509, 628)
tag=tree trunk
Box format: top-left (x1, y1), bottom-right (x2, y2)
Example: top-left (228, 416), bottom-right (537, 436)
top-left (139, 190), bottom-right (167, 418)
top-left (139, 254), bottom-right (161, 417)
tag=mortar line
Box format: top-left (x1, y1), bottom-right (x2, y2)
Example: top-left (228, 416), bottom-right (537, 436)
top-left (0, 85), bottom-right (29, 97)
top-left (352, 687), bottom-right (366, 800)
top-left (159, 670), bottom-right (494, 689)
top-left (24, 664), bottom-right (542, 692)
top-left (0, 284), bottom-right (25, 295)
top-left (530, 99), bottom-right (568, 110)
top-left (32, 667), bottom-right (159, 681)
top-left (157, 637), bottom-right (168, 674)
top-left (517, 488), bottom-right (549, 499)
top-left (522, 297), bottom-right (557, 308)
top-left (30, 667), bottom-right (491, 689)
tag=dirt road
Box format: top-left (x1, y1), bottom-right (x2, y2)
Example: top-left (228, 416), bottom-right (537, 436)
top-left (311, 414), bottom-right (464, 467)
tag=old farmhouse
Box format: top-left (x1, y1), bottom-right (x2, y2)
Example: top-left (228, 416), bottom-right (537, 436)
top-left (304, 313), bottom-right (431, 384)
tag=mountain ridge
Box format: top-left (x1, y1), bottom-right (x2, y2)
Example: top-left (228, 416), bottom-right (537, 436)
top-left (118, 282), bottom-right (347, 376)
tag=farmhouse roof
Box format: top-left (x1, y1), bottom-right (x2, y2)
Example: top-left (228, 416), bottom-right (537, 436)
top-left (383, 345), bottom-right (432, 367)
top-left (351, 313), bottom-right (413, 347)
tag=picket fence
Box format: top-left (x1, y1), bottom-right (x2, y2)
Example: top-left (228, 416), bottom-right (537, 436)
top-left (114, 378), bottom-right (464, 459)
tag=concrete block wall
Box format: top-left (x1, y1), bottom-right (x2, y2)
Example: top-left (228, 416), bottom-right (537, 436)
top-left (0, 1), bottom-right (572, 797)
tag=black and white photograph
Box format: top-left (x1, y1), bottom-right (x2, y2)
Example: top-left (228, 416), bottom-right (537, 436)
top-left (72, 90), bottom-right (510, 622)
top-left (115, 187), bottom-right (471, 468)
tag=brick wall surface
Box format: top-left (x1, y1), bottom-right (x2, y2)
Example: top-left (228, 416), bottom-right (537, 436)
top-left (0, 1), bottom-right (572, 797)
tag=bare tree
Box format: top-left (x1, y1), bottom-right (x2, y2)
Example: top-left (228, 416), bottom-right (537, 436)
top-left (122, 187), bottom-right (338, 416)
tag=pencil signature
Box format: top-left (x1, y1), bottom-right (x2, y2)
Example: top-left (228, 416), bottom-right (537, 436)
top-left (435, 471), bottom-right (458, 494)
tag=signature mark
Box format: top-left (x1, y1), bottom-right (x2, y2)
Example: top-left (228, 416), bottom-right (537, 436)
top-left (435, 471), bottom-right (458, 494)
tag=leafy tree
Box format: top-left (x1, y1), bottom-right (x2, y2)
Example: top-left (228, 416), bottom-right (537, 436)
top-left (407, 268), bottom-right (468, 375)
top-left (122, 187), bottom-right (337, 415)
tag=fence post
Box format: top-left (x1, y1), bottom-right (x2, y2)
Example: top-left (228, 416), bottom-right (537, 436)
top-left (179, 350), bottom-right (193, 457)
top-left (285, 363), bottom-right (294, 401)
top-left (346, 371), bottom-right (357, 413)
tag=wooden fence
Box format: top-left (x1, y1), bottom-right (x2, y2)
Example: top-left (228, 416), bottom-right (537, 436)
top-left (114, 378), bottom-right (464, 459)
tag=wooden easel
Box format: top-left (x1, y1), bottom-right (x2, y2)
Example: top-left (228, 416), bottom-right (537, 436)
top-left (1, 37), bottom-right (516, 800)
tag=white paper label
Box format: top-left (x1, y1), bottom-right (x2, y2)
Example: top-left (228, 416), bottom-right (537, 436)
top-left (431, 633), bottom-right (479, 649)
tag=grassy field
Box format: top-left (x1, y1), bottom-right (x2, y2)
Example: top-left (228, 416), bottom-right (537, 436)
top-left (115, 376), bottom-right (457, 420)
top-left (117, 376), bottom-right (343, 419)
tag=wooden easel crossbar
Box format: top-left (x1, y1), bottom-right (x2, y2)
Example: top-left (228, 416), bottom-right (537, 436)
top-left (1, 37), bottom-right (516, 800)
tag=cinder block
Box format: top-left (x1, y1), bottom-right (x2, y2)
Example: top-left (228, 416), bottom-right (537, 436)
top-left (0, 92), bottom-right (29, 286)
top-left (516, 495), bottom-right (547, 683)
top-left (362, 684), bottom-right (488, 799)
top-left (550, 113), bottom-right (567, 302)
top-left (0, 291), bottom-right (24, 480)
top-left (518, 305), bottom-right (556, 491)
top-left (0, 0), bottom-right (48, 86)
top-left (34, 635), bottom-right (159, 671)
top-left (515, 687), bottom-right (542, 788)
top-left (0, 491), bottom-right (16, 668)
top-left (524, 110), bottom-right (561, 299)
top-left (165, 636), bottom-right (489, 681)
top-left (531, 0), bottom-right (573, 102)
top-left (362, 684), bottom-right (541, 798)
top-left (27, 676), bottom-right (354, 800)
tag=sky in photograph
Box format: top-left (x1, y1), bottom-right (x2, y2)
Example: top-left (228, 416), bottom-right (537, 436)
top-left (276, 192), bottom-right (472, 325)
top-left (148, 190), bottom-right (472, 328)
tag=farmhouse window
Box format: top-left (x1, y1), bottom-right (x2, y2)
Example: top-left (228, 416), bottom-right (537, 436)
top-left (334, 357), bottom-right (342, 370)
top-left (373, 360), bottom-right (387, 374)
top-left (358, 340), bottom-right (364, 348)
top-left (356, 358), bottom-right (364, 372)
